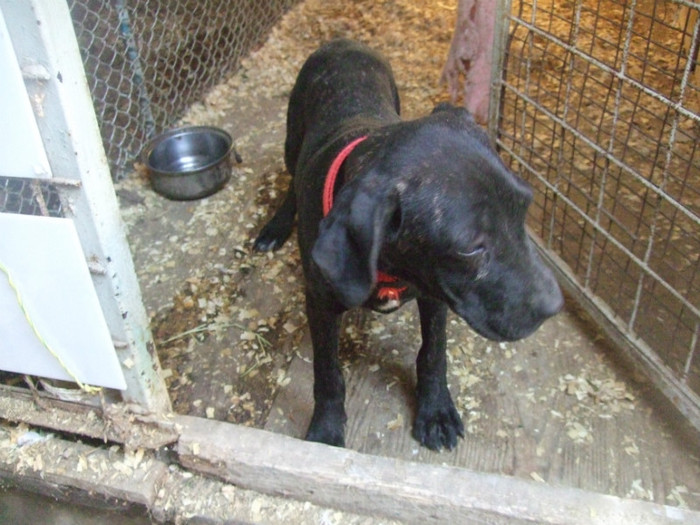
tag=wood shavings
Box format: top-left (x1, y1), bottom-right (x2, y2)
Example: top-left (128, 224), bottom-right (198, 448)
top-left (667, 486), bottom-right (690, 509)
top-left (566, 421), bottom-right (593, 445)
top-left (628, 479), bottom-right (654, 502)
top-left (623, 436), bottom-right (640, 457)
top-left (530, 472), bottom-right (546, 483)
top-left (387, 414), bottom-right (404, 431)
top-left (282, 321), bottom-right (298, 334)
top-left (275, 370), bottom-right (291, 388)
top-left (559, 365), bottom-right (636, 413)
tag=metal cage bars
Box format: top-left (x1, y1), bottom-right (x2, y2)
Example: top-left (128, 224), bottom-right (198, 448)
top-left (492, 0), bottom-right (700, 429)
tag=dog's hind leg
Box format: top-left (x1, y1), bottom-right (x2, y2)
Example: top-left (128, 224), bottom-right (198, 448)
top-left (253, 188), bottom-right (297, 252)
top-left (253, 98), bottom-right (302, 253)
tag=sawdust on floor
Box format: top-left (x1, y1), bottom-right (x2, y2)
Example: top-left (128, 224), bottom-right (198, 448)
top-left (113, 0), bottom-right (700, 511)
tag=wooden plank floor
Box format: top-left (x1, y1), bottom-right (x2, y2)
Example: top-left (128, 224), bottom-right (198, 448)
top-left (116, 0), bottom-right (700, 513)
top-left (263, 302), bottom-right (700, 508)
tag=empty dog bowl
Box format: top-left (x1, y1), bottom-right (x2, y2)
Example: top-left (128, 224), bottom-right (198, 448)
top-left (144, 126), bottom-right (238, 200)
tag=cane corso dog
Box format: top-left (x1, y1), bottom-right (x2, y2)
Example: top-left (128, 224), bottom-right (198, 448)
top-left (254, 39), bottom-right (563, 450)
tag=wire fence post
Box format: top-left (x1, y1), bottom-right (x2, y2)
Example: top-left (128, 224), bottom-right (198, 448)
top-left (116, 0), bottom-right (155, 140)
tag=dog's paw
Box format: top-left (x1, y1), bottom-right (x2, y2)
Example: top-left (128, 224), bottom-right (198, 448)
top-left (253, 223), bottom-right (290, 252)
top-left (306, 426), bottom-right (345, 448)
top-left (253, 233), bottom-right (282, 252)
top-left (412, 399), bottom-right (465, 451)
top-left (305, 403), bottom-right (346, 447)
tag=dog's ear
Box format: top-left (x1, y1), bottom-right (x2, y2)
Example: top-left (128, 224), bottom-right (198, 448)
top-left (312, 174), bottom-right (397, 308)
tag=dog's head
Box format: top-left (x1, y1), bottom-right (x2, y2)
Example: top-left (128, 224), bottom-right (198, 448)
top-left (312, 104), bottom-right (563, 341)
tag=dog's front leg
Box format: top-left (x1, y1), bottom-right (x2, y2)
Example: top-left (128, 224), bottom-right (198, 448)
top-left (304, 293), bottom-right (347, 447)
top-left (413, 296), bottom-right (465, 451)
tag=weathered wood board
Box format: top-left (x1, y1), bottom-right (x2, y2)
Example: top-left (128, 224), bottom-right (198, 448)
top-left (178, 415), bottom-right (700, 524)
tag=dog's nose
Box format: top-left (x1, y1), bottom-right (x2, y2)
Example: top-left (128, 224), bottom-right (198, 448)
top-left (536, 279), bottom-right (564, 320)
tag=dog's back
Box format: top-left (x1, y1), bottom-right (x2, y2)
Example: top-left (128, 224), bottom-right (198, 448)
top-left (284, 39), bottom-right (401, 177)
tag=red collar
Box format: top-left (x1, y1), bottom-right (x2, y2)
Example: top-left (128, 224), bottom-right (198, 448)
top-left (323, 135), bottom-right (368, 216)
top-left (323, 136), bottom-right (407, 305)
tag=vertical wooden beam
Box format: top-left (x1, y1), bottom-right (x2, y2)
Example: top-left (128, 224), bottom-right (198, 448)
top-left (489, 0), bottom-right (513, 140)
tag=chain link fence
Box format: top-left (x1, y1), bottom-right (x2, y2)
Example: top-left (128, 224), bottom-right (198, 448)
top-left (0, 0), bottom-right (299, 218)
top-left (68, 0), bottom-right (300, 181)
top-left (495, 0), bottom-right (699, 424)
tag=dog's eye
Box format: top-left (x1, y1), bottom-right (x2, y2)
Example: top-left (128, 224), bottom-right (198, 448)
top-left (459, 239), bottom-right (487, 259)
top-left (458, 242), bottom-right (490, 280)
top-left (459, 244), bottom-right (486, 258)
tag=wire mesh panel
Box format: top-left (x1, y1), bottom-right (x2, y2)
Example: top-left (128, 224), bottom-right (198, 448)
top-left (67, 0), bottom-right (300, 180)
top-left (0, 178), bottom-right (63, 217)
top-left (495, 0), bottom-right (700, 423)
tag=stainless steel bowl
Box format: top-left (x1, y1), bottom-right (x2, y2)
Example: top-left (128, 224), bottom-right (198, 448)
top-left (144, 126), bottom-right (236, 200)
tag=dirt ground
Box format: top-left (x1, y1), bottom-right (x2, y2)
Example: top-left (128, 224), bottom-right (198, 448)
top-left (114, 0), bottom-right (700, 514)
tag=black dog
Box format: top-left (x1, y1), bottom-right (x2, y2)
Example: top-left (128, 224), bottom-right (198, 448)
top-left (254, 39), bottom-right (563, 450)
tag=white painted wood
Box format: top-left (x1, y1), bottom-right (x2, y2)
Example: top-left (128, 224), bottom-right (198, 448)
top-left (0, 213), bottom-right (126, 389)
top-left (0, 8), bottom-right (51, 179)
top-left (0, 0), bottom-right (171, 412)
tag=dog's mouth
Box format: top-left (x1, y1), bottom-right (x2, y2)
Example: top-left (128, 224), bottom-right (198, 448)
top-left (437, 279), bottom-right (543, 342)
top-left (436, 282), bottom-right (501, 341)
top-left (451, 300), bottom-right (544, 342)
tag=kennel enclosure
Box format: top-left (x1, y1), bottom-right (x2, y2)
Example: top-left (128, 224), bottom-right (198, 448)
top-left (0, 0), bottom-right (699, 522)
